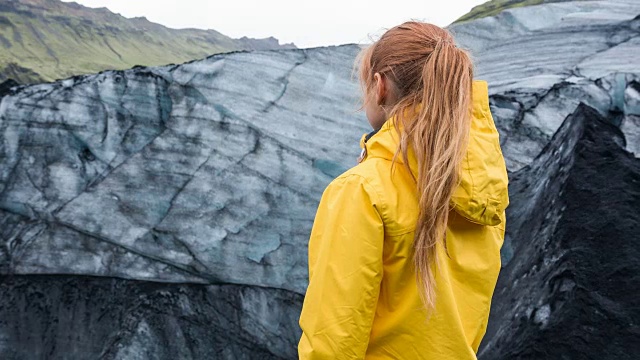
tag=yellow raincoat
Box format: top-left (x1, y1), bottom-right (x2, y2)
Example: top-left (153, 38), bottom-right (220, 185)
top-left (298, 80), bottom-right (509, 359)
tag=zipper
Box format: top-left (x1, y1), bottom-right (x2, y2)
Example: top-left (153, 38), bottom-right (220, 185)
top-left (357, 145), bottom-right (367, 163)
top-left (357, 128), bottom-right (379, 163)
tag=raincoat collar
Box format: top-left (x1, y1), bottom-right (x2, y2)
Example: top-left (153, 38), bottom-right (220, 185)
top-left (358, 80), bottom-right (509, 226)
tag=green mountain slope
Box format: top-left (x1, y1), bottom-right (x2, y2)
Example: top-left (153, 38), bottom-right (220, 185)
top-left (0, 0), bottom-right (295, 84)
top-left (453, 0), bottom-right (592, 24)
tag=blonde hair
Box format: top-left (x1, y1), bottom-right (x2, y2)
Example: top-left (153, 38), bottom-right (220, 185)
top-left (358, 21), bottom-right (473, 310)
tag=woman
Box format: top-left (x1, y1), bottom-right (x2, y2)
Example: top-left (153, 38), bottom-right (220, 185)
top-left (298, 21), bottom-right (509, 359)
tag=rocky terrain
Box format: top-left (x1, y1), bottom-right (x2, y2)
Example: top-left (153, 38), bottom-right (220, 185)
top-left (0, 0), bottom-right (638, 359)
top-left (0, 0), bottom-right (294, 84)
top-left (479, 104), bottom-right (640, 359)
top-left (449, 0), bottom-right (640, 171)
top-left (0, 275), bottom-right (301, 359)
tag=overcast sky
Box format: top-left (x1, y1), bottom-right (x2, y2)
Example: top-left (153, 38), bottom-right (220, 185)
top-left (61, 0), bottom-right (487, 48)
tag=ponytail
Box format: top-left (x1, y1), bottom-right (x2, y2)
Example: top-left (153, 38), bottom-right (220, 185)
top-left (359, 22), bottom-right (473, 310)
top-left (404, 39), bottom-right (473, 310)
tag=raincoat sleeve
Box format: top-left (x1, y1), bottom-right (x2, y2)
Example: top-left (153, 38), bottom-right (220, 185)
top-left (298, 174), bottom-right (384, 359)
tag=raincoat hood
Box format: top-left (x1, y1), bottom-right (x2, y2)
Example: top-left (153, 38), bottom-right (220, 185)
top-left (359, 80), bottom-right (509, 226)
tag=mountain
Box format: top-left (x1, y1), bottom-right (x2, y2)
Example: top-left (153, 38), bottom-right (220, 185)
top-left (0, 0), bottom-right (295, 84)
top-left (0, 0), bottom-right (638, 358)
top-left (0, 45), bottom-right (362, 358)
top-left (453, 0), bottom-right (590, 23)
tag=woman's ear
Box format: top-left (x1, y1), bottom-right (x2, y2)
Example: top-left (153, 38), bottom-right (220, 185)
top-left (374, 72), bottom-right (386, 106)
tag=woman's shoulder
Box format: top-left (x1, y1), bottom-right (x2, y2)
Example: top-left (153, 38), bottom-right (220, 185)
top-left (326, 158), bottom-right (418, 235)
top-left (322, 158), bottom-right (396, 214)
top-left (330, 158), bottom-right (389, 193)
